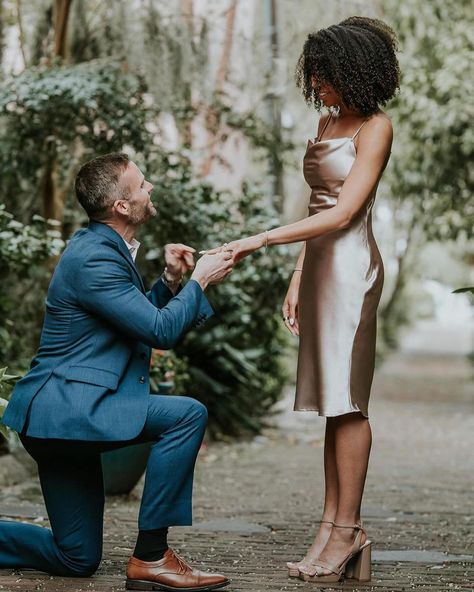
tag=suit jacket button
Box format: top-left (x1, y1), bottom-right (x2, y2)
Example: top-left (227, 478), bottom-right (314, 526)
top-left (140, 352), bottom-right (147, 360)
top-left (139, 376), bottom-right (146, 384)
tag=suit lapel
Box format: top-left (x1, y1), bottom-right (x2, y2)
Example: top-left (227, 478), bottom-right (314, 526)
top-left (87, 221), bottom-right (146, 293)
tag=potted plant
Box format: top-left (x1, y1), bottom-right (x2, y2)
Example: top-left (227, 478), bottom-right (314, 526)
top-left (101, 350), bottom-right (190, 495)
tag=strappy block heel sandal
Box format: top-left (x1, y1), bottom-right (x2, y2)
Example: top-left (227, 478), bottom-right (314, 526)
top-left (286, 520), bottom-right (334, 578)
top-left (299, 522), bottom-right (372, 583)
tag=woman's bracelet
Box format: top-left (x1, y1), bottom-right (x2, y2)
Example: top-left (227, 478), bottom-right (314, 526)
top-left (293, 268), bottom-right (303, 272)
top-left (263, 230), bottom-right (269, 252)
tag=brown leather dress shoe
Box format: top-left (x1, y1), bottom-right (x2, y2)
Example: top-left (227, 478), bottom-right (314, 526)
top-left (126, 548), bottom-right (230, 591)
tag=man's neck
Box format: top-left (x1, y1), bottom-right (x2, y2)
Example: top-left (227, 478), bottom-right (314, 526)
top-left (102, 220), bottom-right (137, 245)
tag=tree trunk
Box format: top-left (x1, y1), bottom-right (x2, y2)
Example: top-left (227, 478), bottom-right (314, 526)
top-left (53, 0), bottom-right (73, 59)
top-left (41, 161), bottom-right (68, 222)
top-left (264, 0), bottom-right (283, 211)
top-left (40, 0), bottom-right (74, 225)
top-left (0, 0), bottom-right (4, 70)
top-left (180, 0), bottom-right (194, 149)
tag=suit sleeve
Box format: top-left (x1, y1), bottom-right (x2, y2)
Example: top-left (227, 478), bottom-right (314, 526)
top-left (77, 254), bottom-right (213, 349)
top-left (147, 275), bottom-right (182, 308)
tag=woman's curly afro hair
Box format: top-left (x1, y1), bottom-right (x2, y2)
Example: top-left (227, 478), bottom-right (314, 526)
top-left (296, 16), bottom-right (400, 116)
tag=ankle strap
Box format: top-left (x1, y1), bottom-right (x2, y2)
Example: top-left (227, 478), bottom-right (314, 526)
top-left (333, 522), bottom-right (364, 530)
top-left (320, 520), bottom-right (334, 525)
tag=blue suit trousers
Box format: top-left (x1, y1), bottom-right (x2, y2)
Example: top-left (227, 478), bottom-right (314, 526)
top-left (0, 395), bottom-right (207, 577)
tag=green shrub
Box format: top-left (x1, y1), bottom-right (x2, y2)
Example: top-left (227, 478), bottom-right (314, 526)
top-left (0, 207), bottom-right (65, 367)
top-left (0, 61), bottom-right (151, 221)
top-left (0, 367), bottom-right (21, 454)
top-left (140, 153), bottom-right (292, 438)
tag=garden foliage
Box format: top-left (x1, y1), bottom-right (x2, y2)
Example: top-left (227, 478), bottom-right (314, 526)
top-left (141, 153), bottom-right (291, 438)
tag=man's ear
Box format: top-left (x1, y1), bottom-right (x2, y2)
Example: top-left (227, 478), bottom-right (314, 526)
top-left (113, 200), bottom-right (129, 216)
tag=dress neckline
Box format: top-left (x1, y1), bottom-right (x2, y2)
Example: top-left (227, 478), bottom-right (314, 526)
top-left (308, 136), bottom-right (353, 145)
top-left (309, 113), bottom-right (369, 146)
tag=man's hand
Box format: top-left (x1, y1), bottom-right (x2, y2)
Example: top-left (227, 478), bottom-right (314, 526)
top-left (164, 243), bottom-right (196, 281)
top-left (191, 252), bottom-right (234, 290)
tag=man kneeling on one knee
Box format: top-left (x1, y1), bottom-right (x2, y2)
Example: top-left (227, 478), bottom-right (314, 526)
top-left (1, 153), bottom-right (232, 591)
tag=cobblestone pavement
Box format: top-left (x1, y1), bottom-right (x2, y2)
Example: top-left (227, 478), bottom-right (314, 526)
top-left (0, 339), bottom-right (473, 591)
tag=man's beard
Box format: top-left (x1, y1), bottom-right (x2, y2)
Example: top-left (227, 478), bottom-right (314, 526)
top-left (129, 201), bottom-right (156, 225)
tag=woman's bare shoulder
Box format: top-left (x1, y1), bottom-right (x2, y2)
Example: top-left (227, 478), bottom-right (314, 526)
top-left (362, 111), bottom-right (393, 143)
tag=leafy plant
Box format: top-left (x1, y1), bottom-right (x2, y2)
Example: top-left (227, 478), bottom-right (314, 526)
top-left (0, 60), bottom-right (151, 223)
top-left (140, 153), bottom-right (291, 438)
top-left (0, 205), bottom-right (64, 273)
top-left (385, 0), bottom-right (473, 241)
top-left (149, 349), bottom-right (191, 395)
top-left (0, 367), bottom-right (21, 452)
top-left (0, 207), bottom-right (65, 367)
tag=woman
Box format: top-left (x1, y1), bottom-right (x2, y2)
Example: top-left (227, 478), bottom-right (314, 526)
top-left (205, 16), bottom-right (400, 583)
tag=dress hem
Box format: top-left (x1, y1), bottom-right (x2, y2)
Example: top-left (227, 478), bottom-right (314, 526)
top-left (293, 407), bottom-right (369, 419)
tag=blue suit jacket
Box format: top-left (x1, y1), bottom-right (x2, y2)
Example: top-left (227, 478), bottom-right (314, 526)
top-left (2, 221), bottom-right (213, 441)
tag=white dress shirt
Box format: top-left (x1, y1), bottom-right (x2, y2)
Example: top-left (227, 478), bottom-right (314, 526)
top-left (123, 237), bottom-right (141, 262)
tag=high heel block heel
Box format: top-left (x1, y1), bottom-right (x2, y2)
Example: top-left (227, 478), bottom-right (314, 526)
top-left (298, 522), bottom-right (372, 583)
top-left (346, 541), bottom-right (372, 581)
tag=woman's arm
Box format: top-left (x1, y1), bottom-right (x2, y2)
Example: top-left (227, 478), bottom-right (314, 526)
top-left (217, 115), bottom-right (393, 261)
top-left (281, 243), bottom-right (306, 336)
top-left (267, 116), bottom-right (393, 246)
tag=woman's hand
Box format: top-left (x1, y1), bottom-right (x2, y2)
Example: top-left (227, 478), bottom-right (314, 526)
top-left (200, 234), bottom-right (266, 263)
top-left (282, 274), bottom-right (301, 336)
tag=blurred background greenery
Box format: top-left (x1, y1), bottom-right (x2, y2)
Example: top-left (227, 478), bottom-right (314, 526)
top-left (0, 0), bottom-right (472, 446)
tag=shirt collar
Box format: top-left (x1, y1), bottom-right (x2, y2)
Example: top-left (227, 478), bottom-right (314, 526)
top-left (123, 237), bottom-right (141, 262)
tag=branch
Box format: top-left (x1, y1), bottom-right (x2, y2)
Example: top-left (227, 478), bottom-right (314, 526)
top-left (16, 0), bottom-right (28, 69)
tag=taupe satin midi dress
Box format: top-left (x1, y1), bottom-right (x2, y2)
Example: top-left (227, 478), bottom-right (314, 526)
top-left (295, 118), bottom-right (384, 417)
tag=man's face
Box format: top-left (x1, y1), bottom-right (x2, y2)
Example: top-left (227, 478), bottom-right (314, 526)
top-left (118, 161), bottom-right (156, 225)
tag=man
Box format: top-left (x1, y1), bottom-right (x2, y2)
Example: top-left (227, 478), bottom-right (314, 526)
top-left (0, 153), bottom-right (232, 591)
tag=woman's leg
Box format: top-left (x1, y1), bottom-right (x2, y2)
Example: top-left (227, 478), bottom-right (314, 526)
top-left (288, 419), bottom-right (338, 569)
top-left (322, 418), bottom-right (339, 522)
top-left (303, 412), bottom-right (372, 575)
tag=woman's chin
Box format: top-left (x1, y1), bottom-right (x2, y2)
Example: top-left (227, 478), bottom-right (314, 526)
top-left (321, 98), bottom-right (337, 108)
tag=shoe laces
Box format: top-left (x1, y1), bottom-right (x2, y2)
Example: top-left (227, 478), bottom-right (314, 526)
top-left (171, 550), bottom-right (191, 575)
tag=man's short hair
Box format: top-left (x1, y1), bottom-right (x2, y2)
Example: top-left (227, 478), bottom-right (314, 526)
top-left (75, 153), bottom-right (131, 219)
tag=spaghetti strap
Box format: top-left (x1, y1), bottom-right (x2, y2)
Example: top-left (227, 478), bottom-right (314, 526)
top-left (351, 119), bottom-right (369, 140)
top-left (317, 113), bottom-right (333, 141)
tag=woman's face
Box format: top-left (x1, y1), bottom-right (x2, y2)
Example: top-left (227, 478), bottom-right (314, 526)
top-left (311, 75), bottom-right (340, 107)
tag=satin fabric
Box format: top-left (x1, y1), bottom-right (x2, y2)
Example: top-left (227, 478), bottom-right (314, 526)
top-left (294, 135), bottom-right (384, 417)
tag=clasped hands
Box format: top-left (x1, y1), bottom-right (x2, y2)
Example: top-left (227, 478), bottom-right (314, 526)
top-left (198, 233), bottom-right (266, 263)
top-left (164, 233), bottom-right (265, 289)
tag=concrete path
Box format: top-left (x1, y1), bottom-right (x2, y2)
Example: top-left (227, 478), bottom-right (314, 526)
top-left (1, 322), bottom-right (473, 591)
